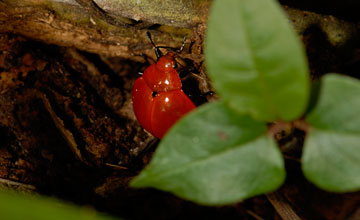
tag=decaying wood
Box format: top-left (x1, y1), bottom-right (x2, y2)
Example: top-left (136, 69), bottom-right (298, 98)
top-left (0, 0), bottom-right (197, 61)
top-left (0, 0), bottom-right (359, 62)
top-left (93, 0), bottom-right (211, 28)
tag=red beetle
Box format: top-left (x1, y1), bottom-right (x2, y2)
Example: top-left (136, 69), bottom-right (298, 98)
top-left (132, 34), bottom-right (196, 139)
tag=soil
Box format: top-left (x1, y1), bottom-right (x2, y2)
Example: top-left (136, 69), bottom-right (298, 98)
top-left (0, 2), bottom-right (360, 220)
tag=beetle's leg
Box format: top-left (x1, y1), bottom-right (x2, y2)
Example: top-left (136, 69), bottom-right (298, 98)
top-left (130, 52), bottom-right (156, 76)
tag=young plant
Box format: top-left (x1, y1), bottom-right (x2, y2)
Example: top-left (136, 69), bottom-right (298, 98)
top-left (130, 0), bottom-right (360, 205)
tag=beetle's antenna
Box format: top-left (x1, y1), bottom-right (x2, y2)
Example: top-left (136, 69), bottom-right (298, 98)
top-left (146, 31), bottom-right (156, 47)
top-left (177, 35), bottom-right (187, 53)
top-left (154, 35), bottom-right (187, 53)
top-left (147, 31), bottom-right (162, 60)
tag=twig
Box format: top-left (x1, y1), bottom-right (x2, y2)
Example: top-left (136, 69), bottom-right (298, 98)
top-left (104, 163), bottom-right (128, 170)
top-left (266, 192), bottom-right (302, 220)
top-left (0, 177), bottom-right (36, 190)
top-left (246, 210), bottom-right (265, 220)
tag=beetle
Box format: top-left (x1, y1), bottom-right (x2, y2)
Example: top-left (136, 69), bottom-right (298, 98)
top-left (132, 33), bottom-right (196, 139)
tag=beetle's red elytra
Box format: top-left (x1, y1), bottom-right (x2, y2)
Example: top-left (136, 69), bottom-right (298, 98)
top-left (132, 52), bottom-right (196, 138)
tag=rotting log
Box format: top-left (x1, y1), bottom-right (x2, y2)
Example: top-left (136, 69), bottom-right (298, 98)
top-left (0, 0), bottom-right (359, 61)
top-left (0, 0), bottom-right (202, 61)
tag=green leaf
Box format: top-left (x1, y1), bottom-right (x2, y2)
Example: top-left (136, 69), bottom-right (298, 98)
top-left (205, 0), bottom-right (309, 122)
top-left (306, 74), bottom-right (360, 133)
top-left (131, 101), bottom-right (285, 205)
top-left (0, 190), bottom-right (119, 220)
top-left (303, 74), bottom-right (360, 192)
top-left (302, 130), bottom-right (360, 192)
